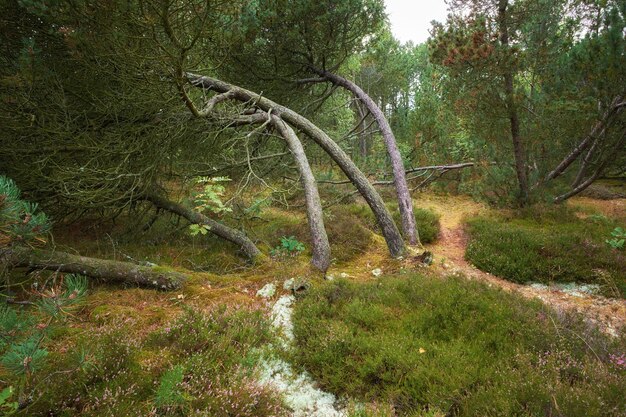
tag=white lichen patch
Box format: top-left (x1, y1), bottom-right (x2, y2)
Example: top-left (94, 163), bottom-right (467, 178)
top-left (257, 284), bottom-right (346, 417)
top-left (271, 294), bottom-right (296, 342)
top-left (529, 282), bottom-right (602, 298)
top-left (257, 282), bottom-right (277, 299)
top-left (258, 356), bottom-right (343, 417)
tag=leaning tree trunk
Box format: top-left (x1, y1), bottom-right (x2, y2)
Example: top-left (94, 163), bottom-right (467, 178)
top-left (187, 74), bottom-right (405, 258)
top-left (2, 246), bottom-right (186, 290)
top-left (141, 191), bottom-right (264, 262)
top-left (271, 115), bottom-right (331, 272)
top-left (314, 69), bottom-right (420, 246)
top-left (272, 116), bottom-right (330, 272)
top-left (543, 96), bottom-right (624, 185)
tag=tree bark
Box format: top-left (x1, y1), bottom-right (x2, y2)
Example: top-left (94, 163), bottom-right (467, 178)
top-left (141, 191), bottom-right (264, 262)
top-left (2, 246), bottom-right (186, 290)
top-left (271, 116), bottom-right (331, 272)
top-left (314, 69), bottom-right (420, 246)
top-left (499, 0), bottom-right (530, 206)
top-left (187, 74), bottom-right (405, 258)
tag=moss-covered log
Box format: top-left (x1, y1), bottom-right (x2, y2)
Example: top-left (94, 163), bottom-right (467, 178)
top-left (2, 246), bottom-right (187, 290)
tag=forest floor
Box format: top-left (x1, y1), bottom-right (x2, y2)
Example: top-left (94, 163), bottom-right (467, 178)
top-left (419, 194), bottom-right (626, 335)
top-left (5, 191), bottom-right (625, 416)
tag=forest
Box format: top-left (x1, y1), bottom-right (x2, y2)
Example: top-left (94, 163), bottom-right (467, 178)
top-left (0, 0), bottom-right (624, 415)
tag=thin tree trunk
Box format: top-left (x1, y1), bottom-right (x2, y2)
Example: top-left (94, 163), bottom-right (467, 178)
top-left (353, 101), bottom-right (369, 160)
top-left (141, 191), bottom-right (264, 262)
top-left (271, 115), bottom-right (331, 271)
top-left (499, 0), bottom-right (529, 206)
top-left (314, 69), bottom-right (420, 246)
top-left (2, 246), bottom-right (186, 290)
top-left (543, 97), bottom-right (623, 185)
top-left (187, 74), bottom-right (405, 257)
top-left (554, 131), bottom-right (626, 203)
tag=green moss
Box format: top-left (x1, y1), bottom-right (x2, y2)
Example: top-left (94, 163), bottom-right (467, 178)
top-left (326, 207), bottom-right (373, 263)
top-left (347, 203), bottom-right (441, 244)
top-left (291, 275), bottom-right (626, 416)
top-left (465, 207), bottom-right (626, 297)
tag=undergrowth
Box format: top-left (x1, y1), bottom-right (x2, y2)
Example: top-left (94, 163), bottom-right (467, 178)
top-left (347, 203), bottom-right (441, 244)
top-left (291, 275), bottom-right (626, 416)
top-left (465, 205), bottom-right (626, 297)
top-left (2, 303), bottom-right (287, 416)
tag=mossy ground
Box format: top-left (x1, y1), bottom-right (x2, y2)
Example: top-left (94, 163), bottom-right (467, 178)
top-left (2, 192), bottom-right (625, 416)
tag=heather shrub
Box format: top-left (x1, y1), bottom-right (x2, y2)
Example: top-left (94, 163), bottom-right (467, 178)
top-left (291, 275), bottom-right (626, 416)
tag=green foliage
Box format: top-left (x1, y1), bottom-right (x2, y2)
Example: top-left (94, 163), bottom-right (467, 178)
top-left (292, 276), bottom-right (626, 416)
top-left (0, 175), bottom-right (50, 246)
top-left (606, 227), bottom-right (625, 250)
top-left (1, 336), bottom-right (48, 376)
top-left (325, 207), bottom-right (373, 263)
top-left (394, 207), bottom-right (440, 244)
top-left (270, 236), bottom-right (305, 259)
top-left (465, 208), bottom-right (626, 297)
top-left (188, 223), bottom-right (211, 236)
top-left (0, 273), bottom-right (88, 406)
top-left (192, 176), bottom-right (232, 215)
top-left (37, 274), bottom-right (88, 318)
top-left (0, 386), bottom-right (18, 415)
top-left (155, 365), bottom-right (186, 409)
top-left (7, 304), bottom-right (285, 416)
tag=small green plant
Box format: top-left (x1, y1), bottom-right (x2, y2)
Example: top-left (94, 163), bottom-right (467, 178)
top-left (0, 274), bottom-right (88, 408)
top-left (192, 176), bottom-right (232, 214)
top-left (155, 365), bottom-right (186, 410)
top-left (270, 236), bottom-right (305, 259)
top-left (189, 223), bottom-right (210, 236)
top-left (188, 176), bottom-right (231, 236)
top-left (0, 175), bottom-right (51, 246)
top-left (606, 227), bottom-right (625, 250)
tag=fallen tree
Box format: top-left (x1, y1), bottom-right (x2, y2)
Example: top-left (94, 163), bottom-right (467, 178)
top-left (0, 176), bottom-right (186, 291)
top-left (2, 246), bottom-right (187, 290)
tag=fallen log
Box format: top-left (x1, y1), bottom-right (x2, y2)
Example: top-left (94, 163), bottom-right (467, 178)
top-left (2, 246), bottom-right (187, 290)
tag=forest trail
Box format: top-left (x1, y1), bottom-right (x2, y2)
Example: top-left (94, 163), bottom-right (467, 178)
top-left (418, 195), bottom-right (626, 336)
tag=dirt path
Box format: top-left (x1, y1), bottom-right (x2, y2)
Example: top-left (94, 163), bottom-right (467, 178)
top-left (418, 195), bottom-right (626, 336)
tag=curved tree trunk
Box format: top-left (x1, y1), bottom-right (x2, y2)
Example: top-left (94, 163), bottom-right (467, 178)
top-left (314, 69), bottom-right (420, 246)
top-left (187, 74), bottom-right (405, 258)
top-left (271, 115), bottom-right (331, 272)
top-left (141, 191), bottom-right (264, 262)
top-left (2, 246), bottom-right (186, 290)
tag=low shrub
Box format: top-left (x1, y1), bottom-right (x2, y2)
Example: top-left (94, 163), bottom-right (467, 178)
top-left (291, 276), bottom-right (626, 416)
top-left (7, 305), bottom-right (287, 416)
top-left (465, 208), bottom-right (626, 297)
